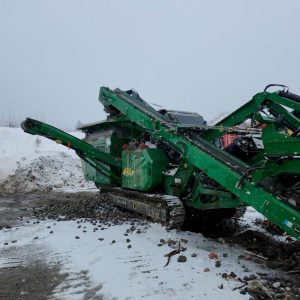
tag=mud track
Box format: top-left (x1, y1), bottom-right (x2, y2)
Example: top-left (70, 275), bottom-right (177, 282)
top-left (0, 259), bottom-right (67, 300)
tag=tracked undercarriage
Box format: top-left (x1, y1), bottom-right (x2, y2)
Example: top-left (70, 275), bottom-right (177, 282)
top-left (102, 188), bottom-right (250, 228)
top-left (101, 188), bottom-right (185, 228)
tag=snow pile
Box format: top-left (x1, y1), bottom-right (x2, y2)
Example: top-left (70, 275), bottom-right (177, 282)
top-left (0, 152), bottom-right (94, 196)
top-left (0, 127), bottom-right (94, 194)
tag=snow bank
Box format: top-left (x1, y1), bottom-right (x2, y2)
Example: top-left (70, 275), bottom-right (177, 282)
top-left (0, 127), bottom-right (94, 194)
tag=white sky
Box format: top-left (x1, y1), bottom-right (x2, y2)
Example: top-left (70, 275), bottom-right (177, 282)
top-left (1, 0), bottom-right (300, 129)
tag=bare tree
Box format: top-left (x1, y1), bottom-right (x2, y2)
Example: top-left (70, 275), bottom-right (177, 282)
top-left (75, 120), bottom-right (83, 130)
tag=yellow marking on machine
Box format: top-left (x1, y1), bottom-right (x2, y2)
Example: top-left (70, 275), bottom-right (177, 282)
top-left (123, 167), bottom-right (135, 176)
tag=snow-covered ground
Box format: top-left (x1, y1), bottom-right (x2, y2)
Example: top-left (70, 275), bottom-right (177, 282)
top-left (0, 215), bottom-right (269, 300)
top-left (0, 127), bottom-right (282, 299)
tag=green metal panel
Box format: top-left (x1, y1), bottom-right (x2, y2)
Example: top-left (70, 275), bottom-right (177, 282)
top-left (262, 122), bottom-right (300, 156)
top-left (93, 131), bottom-right (114, 186)
top-left (122, 148), bottom-right (168, 191)
top-left (81, 160), bottom-right (97, 181)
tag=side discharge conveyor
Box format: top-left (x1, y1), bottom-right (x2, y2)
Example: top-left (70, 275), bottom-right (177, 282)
top-left (22, 84), bottom-right (300, 239)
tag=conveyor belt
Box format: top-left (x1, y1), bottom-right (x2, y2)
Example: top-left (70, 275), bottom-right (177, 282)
top-left (116, 90), bottom-right (249, 175)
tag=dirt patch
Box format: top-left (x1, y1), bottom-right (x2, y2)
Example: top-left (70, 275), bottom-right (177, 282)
top-left (32, 191), bottom-right (148, 225)
top-left (227, 230), bottom-right (300, 299)
top-left (182, 207), bottom-right (247, 238)
top-left (0, 192), bottom-right (76, 228)
top-left (229, 230), bottom-right (300, 263)
top-left (0, 191), bottom-right (147, 230)
top-left (254, 218), bottom-right (285, 236)
top-left (0, 260), bottom-right (68, 300)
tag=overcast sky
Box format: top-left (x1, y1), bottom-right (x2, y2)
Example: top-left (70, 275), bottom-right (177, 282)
top-left (1, 0), bottom-right (300, 129)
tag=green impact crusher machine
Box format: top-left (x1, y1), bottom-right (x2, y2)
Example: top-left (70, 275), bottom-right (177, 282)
top-left (22, 84), bottom-right (300, 240)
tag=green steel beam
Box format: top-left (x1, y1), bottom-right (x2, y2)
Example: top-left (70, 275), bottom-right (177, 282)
top-left (268, 92), bottom-right (300, 112)
top-left (268, 102), bottom-right (300, 130)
